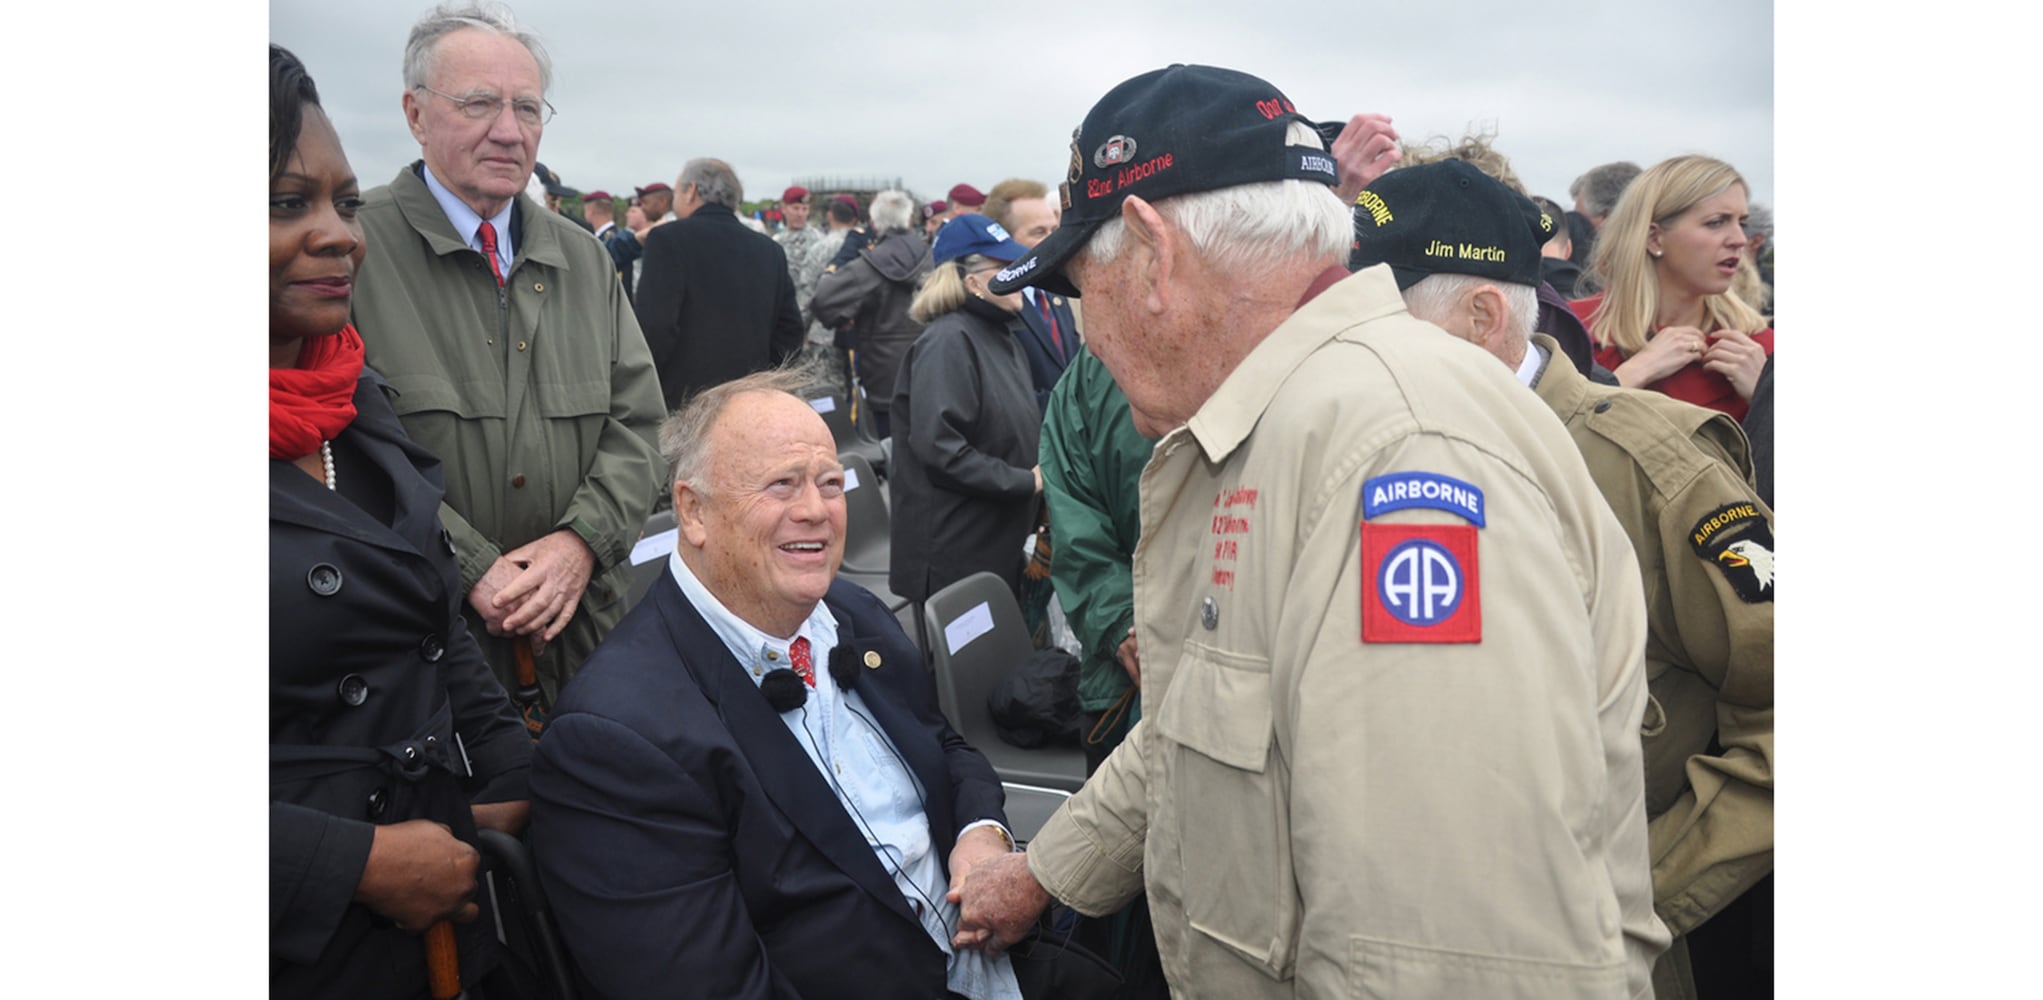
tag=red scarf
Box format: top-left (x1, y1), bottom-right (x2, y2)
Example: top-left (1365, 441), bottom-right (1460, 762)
top-left (270, 325), bottom-right (365, 460)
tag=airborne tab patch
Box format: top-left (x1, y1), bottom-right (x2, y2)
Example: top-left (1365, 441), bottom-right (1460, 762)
top-left (1362, 472), bottom-right (1485, 526)
top-left (1361, 523), bottom-right (1481, 643)
top-left (1690, 503), bottom-right (1774, 603)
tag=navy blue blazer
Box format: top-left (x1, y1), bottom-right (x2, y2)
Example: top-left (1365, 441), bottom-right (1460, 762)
top-left (1016, 289), bottom-right (1080, 413)
top-left (530, 574), bottom-right (1007, 1000)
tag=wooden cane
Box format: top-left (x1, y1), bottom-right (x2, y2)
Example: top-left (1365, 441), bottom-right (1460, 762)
top-left (425, 919), bottom-right (464, 999)
top-left (513, 640), bottom-right (546, 740)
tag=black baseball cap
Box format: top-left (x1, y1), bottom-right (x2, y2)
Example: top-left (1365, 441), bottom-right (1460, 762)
top-left (989, 64), bottom-right (1340, 298)
top-left (1348, 159), bottom-right (1556, 290)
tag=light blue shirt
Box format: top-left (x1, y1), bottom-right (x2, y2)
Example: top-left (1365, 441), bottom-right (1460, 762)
top-left (667, 554), bottom-right (1020, 1000)
top-left (421, 163), bottom-right (514, 277)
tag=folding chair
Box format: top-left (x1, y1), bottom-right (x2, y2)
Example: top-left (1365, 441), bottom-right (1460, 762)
top-left (809, 389), bottom-right (887, 480)
top-left (623, 508), bottom-right (677, 612)
top-left (923, 572), bottom-right (1086, 792)
top-left (478, 829), bottom-right (581, 1000)
top-left (1000, 781), bottom-right (1073, 847)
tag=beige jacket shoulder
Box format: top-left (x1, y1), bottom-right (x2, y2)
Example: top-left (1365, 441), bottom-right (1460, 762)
top-left (1028, 268), bottom-right (1668, 999)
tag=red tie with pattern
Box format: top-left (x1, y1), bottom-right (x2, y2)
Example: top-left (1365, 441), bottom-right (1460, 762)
top-left (789, 637), bottom-right (815, 687)
top-left (1036, 293), bottom-right (1064, 358)
top-left (477, 220), bottom-right (505, 287)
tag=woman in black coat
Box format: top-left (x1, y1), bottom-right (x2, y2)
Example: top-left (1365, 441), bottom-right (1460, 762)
top-left (887, 215), bottom-right (1044, 604)
top-left (269, 44), bottom-right (531, 998)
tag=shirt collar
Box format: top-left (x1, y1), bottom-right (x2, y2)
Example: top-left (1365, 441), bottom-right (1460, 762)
top-left (420, 163), bottom-right (514, 267)
top-left (1514, 338), bottom-right (1547, 388)
top-left (666, 550), bottom-right (837, 687)
top-left (1181, 264), bottom-right (1410, 464)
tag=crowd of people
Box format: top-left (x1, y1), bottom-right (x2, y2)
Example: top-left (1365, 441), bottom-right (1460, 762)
top-left (270, 3), bottom-right (1773, 998)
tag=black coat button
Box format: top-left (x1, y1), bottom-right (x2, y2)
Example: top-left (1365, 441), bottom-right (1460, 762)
top-left (419, 634), bottom-right (445, 662)
top-left (337, 674), bottom-right (369, 706)
top-left (1594, 400), bottom-right (1614, 414)
top-left (367, 786), bottom-right (388, 819)
top-left (441, 529), bottom-right (457, 556)
top-left (307, 563), bottom-right (343, 596)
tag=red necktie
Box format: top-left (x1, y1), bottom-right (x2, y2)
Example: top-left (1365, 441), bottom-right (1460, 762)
top-left (477, 220), bottom-right (505, 287)
top-left (1037, 294), bottom-right (1064, 357)
top-left (790, 637), bottom-right (815, 687)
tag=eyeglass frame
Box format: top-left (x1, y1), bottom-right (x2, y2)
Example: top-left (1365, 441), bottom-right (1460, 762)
top-left (414, 84), bottom-right (555, 128)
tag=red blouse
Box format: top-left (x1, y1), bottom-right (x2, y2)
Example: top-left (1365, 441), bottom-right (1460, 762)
top-left (1570, 294), bottom-right (1774, 422)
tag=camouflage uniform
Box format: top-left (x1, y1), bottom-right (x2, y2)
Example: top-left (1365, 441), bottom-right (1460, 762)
top-left (776, 225), bottom-right (824, 324)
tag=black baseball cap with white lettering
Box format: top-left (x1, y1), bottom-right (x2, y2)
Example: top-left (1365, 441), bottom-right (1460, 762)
top-left (989, 64), bottom-right (1340, 298)
top-left (1348, 159), bottom-right (1556, 290)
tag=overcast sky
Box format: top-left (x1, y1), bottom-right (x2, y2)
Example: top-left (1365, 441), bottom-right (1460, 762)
top-left (271, 0), bottom-right (1773, 212)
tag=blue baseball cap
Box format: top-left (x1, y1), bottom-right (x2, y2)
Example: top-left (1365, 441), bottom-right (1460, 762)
top-left (931, 214), bottom-right (1029, 266)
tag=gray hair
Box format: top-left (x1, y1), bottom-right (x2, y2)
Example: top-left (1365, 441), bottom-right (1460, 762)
top-left (869, 189), bottom-right (914, 232)
top-left (1080, 120), bottom-right (1348, 285)
top-left (659, 357), bottom-right (836, 490)
top-left (1401, 272), bottom-right (1538, 346)
top-left (402, 1), bottom-right (553, 94)
top-left (678, 158), bottom-right (743, 210)
top-left (1568, 161), bottom-right (1642, 219)
top-left (1742, 201), bottom-right (1773, 242)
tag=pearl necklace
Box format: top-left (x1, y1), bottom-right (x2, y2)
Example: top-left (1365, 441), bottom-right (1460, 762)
top-left (320, 440), bottom-right (337, 490)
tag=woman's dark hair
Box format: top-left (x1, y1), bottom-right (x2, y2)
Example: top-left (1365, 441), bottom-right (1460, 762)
top-left (270, 44), bottom-right (323, 183)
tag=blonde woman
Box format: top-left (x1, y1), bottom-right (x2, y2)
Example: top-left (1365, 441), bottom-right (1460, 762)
top-left (886, 214), bottom-right (1044, 606)
top-left (1570, 155), bottom-right (1773, 419)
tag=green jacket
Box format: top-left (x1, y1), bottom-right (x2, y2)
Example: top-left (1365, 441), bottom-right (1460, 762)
top-left (1529, 334), bottom-right (1773, 992)
top-left (352, 164), bottom-right (668, 702)
top-left (1038, 350), bottom-right (1153, 712)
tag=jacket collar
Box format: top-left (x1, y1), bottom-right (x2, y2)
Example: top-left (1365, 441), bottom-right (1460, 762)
top-left (389, 162), bottom-right (572, 275)
top-left (269, 375), bottom-right (445, 558)
top-left (1182, 264), bottom-right (1408, 464)
top-left (646, 574), bottom-right (928, 929)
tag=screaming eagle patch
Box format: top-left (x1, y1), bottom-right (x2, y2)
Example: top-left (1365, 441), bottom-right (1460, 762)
top-left (1691, 503), bottom-right (1774, 603)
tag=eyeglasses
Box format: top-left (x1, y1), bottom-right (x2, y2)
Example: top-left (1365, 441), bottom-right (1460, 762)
top-left (415, 85), bottom-right (554, 127)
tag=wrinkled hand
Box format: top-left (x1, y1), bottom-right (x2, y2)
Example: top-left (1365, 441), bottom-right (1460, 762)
top-left (354, 819), bottom-right (481, 931)
top-left (1117, 628), bottom-right (1141, 687)
top-left (494, 530), bottom-right (597, 650)
top-left (948, 850), bottom-right (1050, 954)
top-left (1616, 325), bottom-right (1709, 389)
top-left (1701, 328), bottom-right (1768, 400)
top-left (1331, 113), bottom-right (1402, 204)
top-left (467, 557), bottom-right (524, 636)
top-left (470, 799), bottom-right (530, 836)
top-left (947, 825), bottom-right (1014, 902)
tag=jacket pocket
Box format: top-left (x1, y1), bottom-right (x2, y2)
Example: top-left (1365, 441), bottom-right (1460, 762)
top-left (1156, 640), bottom-right (1298, 982)
top-left (1348, 935), bottom-right (1628, 999)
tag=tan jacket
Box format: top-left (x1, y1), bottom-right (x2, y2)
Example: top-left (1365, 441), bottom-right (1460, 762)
top-left (1025, 268), bottom-right (1669, 998)
top-left (1529, 337), bottom-right (1773, 994)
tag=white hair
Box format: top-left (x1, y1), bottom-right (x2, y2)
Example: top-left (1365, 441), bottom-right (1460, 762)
top-left (402, 1), bottom-right (553, 93)
top-left (1081, 121), bottom-right (1349, 284)
top-left (1401, 273), bottom-right (1538, 345)
top-left (869, 190), bottom-right (913, 232)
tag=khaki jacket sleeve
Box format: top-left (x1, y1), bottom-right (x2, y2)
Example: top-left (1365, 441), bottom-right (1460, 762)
top-left (556, 280), bottom-right (667, 573)
top-left (1646, 461), bottom-right (1775, 935)
top-left (1274, 434), bottom-right (1661, 998)
top-left (1024, 717), bottom-right (1151, 916)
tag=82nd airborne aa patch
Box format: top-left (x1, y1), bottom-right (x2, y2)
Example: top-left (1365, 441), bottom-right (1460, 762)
top-left (1360, 472), bottom-right (1485, 643)
top-left (1691, 502), bottom-right (1774, 603)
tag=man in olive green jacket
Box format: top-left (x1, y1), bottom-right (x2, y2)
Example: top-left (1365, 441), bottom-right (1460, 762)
top-left (350, 5), bottom-right (666, 706)
top-left (1353, 160), bottom-right (1773, 1000)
